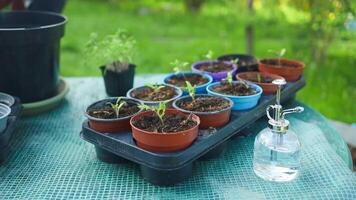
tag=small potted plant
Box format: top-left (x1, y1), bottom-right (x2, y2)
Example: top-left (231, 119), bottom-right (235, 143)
top-left (163, 59), bottom-right (213, 94)
top-left (173, 81), bottom-right (233, 129)
top-left (207, 72), bottom-right (263, 110)
top-left (85, 97), bottom-right (142, 133)
top-left (84, 29), bottom-right (136, 97)
top-left (0, 103), bottom-right (11, 132)
top-left (236, 72), bottom-right (285, 95)
top-left (218, 53), bottom-right (259, 73)
top-left (130, 102), bottom-right (200, 152)
top-left (127, 83), bottom-right (182, 107)
top-left (192, 50), bottom-right (237, 82)
top-left (259, 48), bottom-right (305, 81)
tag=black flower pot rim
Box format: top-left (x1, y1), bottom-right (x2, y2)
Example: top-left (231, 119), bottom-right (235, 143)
top-left (100, 63), bottom-right (136, 73)
top-left (217, 54), bottom-right (259, 71)
top-left (217, 53), bottom-right (258, 62)
top-left (172, 94), bottom-right (233, 116)
top-left (126, 84), bottom-right (183, 106)
top-left (85, 97), bottom-right (143, 122)
top-left (0, 11), bottom-right (67, 31)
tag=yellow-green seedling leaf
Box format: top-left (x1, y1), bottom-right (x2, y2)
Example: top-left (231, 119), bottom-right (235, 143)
top-left (226, 72), bottom-right (233, 85)
top-left (145, 83), bottom-right (165, 92)
top-left (257, 73), bottom-right (262, 83)
top-left (185, 81), bottom-right (196, 101)
top-left (106, 97), bottom-right (127, 118)
top-left (230, 58), bottom-right (239, 65)
top-left (171, 59), bottom-right (189, 74)
top-left (205, 50), bottom-right (214, 60)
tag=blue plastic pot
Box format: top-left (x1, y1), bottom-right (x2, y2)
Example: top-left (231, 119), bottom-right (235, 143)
top-left (207, 81), bottom-right (263, 111)
top-left (163, 72), bottom-right (213, 95)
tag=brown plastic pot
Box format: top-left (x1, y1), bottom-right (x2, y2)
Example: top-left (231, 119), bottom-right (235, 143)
top-left (172, 94), bottom-right (233, 129)
top-left (236, 72), bottom-right (285, 95)
top-left (85, 97), bottom-right (142, 133)
top-left (258, 58), bottom-right (305, 81)
top-left (130, 109), bottom-right (200, 152)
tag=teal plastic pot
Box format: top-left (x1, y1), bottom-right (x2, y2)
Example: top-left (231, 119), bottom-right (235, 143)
top-left (207, 81), bottom-right (263, 111)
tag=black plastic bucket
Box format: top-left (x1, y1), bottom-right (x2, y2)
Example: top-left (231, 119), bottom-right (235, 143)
top-left (100, 64), bottom-right (136, 97)
top-left (218, 54), bottom-right (259, 73)
top-left (0, 11), bottom-right (67, 103)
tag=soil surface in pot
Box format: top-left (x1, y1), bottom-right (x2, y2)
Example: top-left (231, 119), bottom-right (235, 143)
top-left (88, 101), bottom-right (140, 119)
top-left (211, 82), bottom-right (257, 96)
top-left (239, 60), bottom-right (257, 66)
top-left (241, 74), bottom-right (274, 83)
top-left (197, 62), bottom-right (233, 73)
top-left (261, 60), bottom-right (299, 68)
top-left (131, 86), bottom-right (178, 101)
top-left (176, 96), bottom-right (231, 112)
top-left (224, 58), bottom-right (256, 67)
top-left (133, 113), bottom-right (197, 133)
top-left (166, 74), bottom-right (209, 87)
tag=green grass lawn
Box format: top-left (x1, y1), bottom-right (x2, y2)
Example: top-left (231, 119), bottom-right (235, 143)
top-left (61, 0), bottom-right (356, 123)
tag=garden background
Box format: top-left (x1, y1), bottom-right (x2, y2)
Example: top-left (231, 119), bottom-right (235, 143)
top-left (60, 0), bottom-right (356, 123)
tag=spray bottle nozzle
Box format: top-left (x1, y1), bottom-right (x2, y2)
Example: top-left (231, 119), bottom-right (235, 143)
top-left (266, 79), bottom-right (304, 133)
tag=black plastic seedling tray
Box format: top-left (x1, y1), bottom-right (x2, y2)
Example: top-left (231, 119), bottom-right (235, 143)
top-left (0, 98), bottom-right (22, 164)
top-left (81, 77), bottom-right (305, 186)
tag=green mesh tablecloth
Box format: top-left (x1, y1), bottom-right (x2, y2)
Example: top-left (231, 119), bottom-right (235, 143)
top-left (0, 77), bottom-right (355, 200)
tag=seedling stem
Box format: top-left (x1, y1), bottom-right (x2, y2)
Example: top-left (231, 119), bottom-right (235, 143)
top-left (106, 97), bottom-right (127, 118)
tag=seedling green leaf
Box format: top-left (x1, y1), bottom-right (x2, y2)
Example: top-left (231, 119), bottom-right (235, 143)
top-left (268, 48), bottom-right (286, 67)
top-left (279, 48), bottom-right (286, 57)
top-left (205, 50), bottom-right (214, 60)
top-left (138, 101), bottom-right (169, 125)
top-left (145, 83), bottom-right (165, 92)
top-left (256, 73), bottom-right (262, 83)
top-left (225, 72), bottom-right (233, 85)
top-left (185, 81), bottom-right (196, 102)
top-left (235, 76), bottom-right (250, 89)
top-left (230, 58), bottom-right (239, 65)
top-left (84, 29), bottom-right (136, 73)
top-left (171, 59), bottom-right (189, 74)
top-left (106, 97), bottom-right (127, 118)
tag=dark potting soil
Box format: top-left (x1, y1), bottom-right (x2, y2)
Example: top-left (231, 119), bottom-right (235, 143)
top-left (197, 62), bottom-right (233, 73)
top-left (131, 86), bottom-right (178, 101)
top-left (262, 60), bottom-right (299, 68)
top-left (133, 113), bottom-right (197, 133)
top-left (239, 60), bottom-right (257, 67)
top-left (243, 75), bottom-right (274, 83)
top-left (211, 82), bottom-right (257, 96)
top-left (88, 101), bottom-right (140, 119)
top-left (177, 96), bottom-right (231, 112)
top-left (166, 74), bottom-right (209, 87)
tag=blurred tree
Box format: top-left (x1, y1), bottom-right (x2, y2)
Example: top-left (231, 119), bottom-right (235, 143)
top-left (288, 0), bottom-right (352, 62)
top-left (246, 0), bottom-right (254, 54)
top-left (185, 0), bottom-right (205, 13)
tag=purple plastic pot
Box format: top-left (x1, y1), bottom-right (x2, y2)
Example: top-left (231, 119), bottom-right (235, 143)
top-left (192, 60), bottom-right (237, 82)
